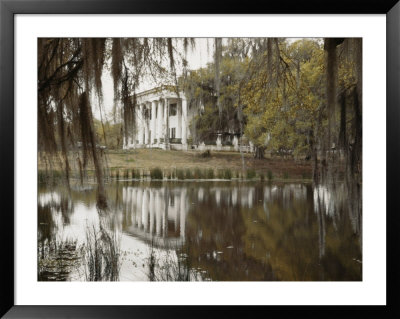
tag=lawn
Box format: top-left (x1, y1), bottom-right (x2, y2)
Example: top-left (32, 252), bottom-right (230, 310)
top-left (103, 149), bottom-right (312, 180)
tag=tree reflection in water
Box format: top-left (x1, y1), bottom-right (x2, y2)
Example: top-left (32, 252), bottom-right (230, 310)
top-left (38, 181), bottom-right (361, 281)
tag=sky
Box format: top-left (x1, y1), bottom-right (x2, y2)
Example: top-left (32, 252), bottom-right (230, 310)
top-left (93, 38), bottom-right (215, 121)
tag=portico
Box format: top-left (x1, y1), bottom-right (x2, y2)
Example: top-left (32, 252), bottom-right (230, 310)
top-left (123, 86), bottom-right (190, 151)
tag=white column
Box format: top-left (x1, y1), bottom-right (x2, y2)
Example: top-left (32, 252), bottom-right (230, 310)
top-left (163, 99), bottom-right (168, 142)
top-left (180, 188), bottom-right (186, 238)
top-left (174, 194), bottom-right (180, 231)
top-left (138, 104), bottom-right (144, 145)
top-left (131, 188), bottom-right (135, 226)
top-left (216, 189), bottom-right (221, 206)
top-left (122, 187), bottom-right (127, 203)
top-left (144, 103), bottom-right (150, 145)
top-left (181, 98), bottom-right (187, 147)
top-left (143, 189), bottom-right (149, 231)
top-left (149, 190), bottom-right (155, 235)
top-left (131, 188), bottom-right (137, 225)
top-left (177, 101), bottom-right (182, 140)
top-left (248, 188), bottom-right (254, 208)
top-left (157, 100), bottom-right (163, 143)
top-left (124, 187), bottom-right (130, 224)
top-left (155, 190), bottom-right (162, 236)
top-left (163, 189), bottom-right (169, 237)
top-left (151, 101), bottom-right (157, 145)
top-left (232, 187), bottom-right (238, 206)
top-left (136, 189), bottom-right (143, 228)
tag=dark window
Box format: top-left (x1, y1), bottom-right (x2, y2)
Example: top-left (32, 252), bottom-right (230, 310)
top-left (170, 127), bottom-right (176, 139)
top-left (169, 103), bottom-right (177, 116)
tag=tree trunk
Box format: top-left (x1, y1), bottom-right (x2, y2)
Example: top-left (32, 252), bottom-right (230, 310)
top-left (254, 146), bottom-right (265, 159)
top-left (324, 38), bottom-right (338, 147)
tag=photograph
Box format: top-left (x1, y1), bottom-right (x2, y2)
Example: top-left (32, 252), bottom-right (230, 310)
top-left (37, 37), bottom-right (362, 282)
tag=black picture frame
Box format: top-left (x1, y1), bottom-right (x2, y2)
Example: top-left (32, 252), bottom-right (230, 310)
top-left (1, 0), bottom-right (399, 317)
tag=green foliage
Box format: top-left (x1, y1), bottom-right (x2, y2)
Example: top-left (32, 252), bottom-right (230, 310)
top-left (123, 169), bottom-right (129, 179)
top-left (184, 52), bottom-right (248, 143)
top-left (38, 170), bottom-right (64, 184)
top-left (185, 169), bottom-right (193, 179)
top-left (176, 169), bottom-right (185, 180)
top-left (200, 150), bottom-right (211, 158)
top-left (301, 171), bottom-right (309, 180)
top-left (283, 172), bottom-right (289, 179)
top-left (131, 169), bottom-right (140, 179)
top-left (223, 169), bottom-right (232, 180)
top-left (242, 39), bottom-right (325, 157)
top-left (182, 39), bottom-right (334, 159)
top-left (194, 168), bottom-right (203, 179)
top-left (246, 169), bottom-right (256, 179)
top-left (206, 168), bottom-right (215, 179)
top-left (150, 168), bottom-right (163, 180)
top-left (93, 119), bottom-right (123, 150)
top-left (267, 170), bottom-right (273, 181)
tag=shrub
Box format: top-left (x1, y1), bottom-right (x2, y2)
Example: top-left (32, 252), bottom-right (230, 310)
top-left (123, 169), bottom-right (129, 179)
top-left (132, 169), bottom-right (141, 179)
top-left (38, 170), bottom-right (46, 184)
top-left (283, 172), bottom-right (289, 179)
top-left (246, 169), bottom-right (256, 179)
top-left (267, 170), bottom-right (273, 181)
top-left (260, 173), bottom-right (265, 181)
top-left (194, 168), bottom-right (203, 179)
top-left (150, 167), bottom-right (163, 180)
top-left (185, 169), bottom-right (193, 179)
top-left (200, 150), bottom-right (211, 158)
top-left (206, 168), bottom-right (214, 179)
top-left (302, 171), bottom-right (309, 180)
top-left (176, 169), bottom-right (185, 180)
top-left (223, 169), bottom-right (232, 180)
top-left (38, 170), bottom-right (64, 184)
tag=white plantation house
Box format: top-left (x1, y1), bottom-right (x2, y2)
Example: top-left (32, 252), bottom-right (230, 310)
top-left (123, 86), bottom-right (254, 152)
top-left (123, 86), bottom-right (193, 151)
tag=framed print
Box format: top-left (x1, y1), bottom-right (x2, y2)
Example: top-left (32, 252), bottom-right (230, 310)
top-left (1, 0), bottom-right (399, 317)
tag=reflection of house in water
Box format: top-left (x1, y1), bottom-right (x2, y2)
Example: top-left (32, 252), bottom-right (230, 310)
top-left (121, 184), bottom-right (314, 250)
top-left (122, 186), bottom-right (187, 249)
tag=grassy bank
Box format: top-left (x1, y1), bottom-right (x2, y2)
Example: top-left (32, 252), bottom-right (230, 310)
top-left (38, 149), bottom-right (313, 182)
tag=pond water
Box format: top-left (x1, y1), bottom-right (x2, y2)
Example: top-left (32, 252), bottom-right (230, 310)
top-left (38, 181), bottom-right (362, 281)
